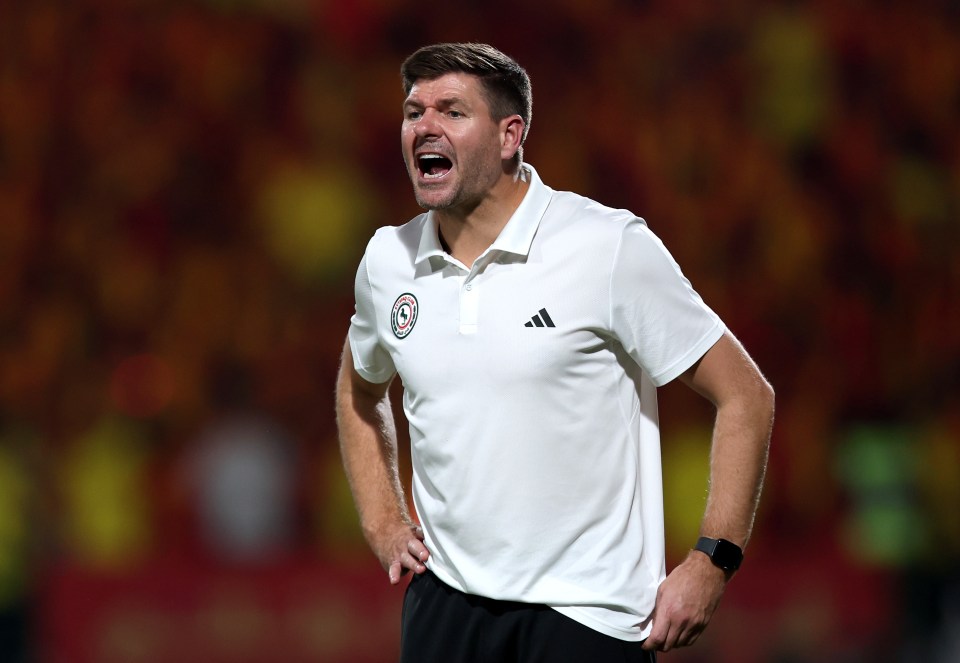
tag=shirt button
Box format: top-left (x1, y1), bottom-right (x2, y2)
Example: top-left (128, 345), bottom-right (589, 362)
top-left (465, 284), bottom-right (473, 291)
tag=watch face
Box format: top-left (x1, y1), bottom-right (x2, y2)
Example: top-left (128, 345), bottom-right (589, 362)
top-left (713, 539), bottom-right (743, 571)
top-left (696, 537), bottom-right (743, 571)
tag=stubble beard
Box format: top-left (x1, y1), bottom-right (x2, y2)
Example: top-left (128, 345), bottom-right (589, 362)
top-left (413, 181), bottom-right (461, 211)
top-left (409, 156), bottom-right (467, 211)
top-left (409, 156), bottom-right (498, 213)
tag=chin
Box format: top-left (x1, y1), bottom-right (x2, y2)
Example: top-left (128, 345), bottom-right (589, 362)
top-left (415, 196), bottom-right (452, 211)
top-left (413, 185), bottom-right (456, 210)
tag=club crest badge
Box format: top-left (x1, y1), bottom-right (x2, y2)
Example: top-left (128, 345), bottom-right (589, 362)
top-left (391, 293), bottom-right (418, 339)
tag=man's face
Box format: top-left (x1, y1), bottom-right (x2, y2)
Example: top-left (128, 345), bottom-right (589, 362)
top-left (401, 73), bottom-right (506, 212)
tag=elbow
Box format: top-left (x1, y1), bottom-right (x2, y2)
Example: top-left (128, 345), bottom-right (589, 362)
top-left (757, 376), bottom-right (775, 431)
top-left (760, 376), bottom-right (775, 411)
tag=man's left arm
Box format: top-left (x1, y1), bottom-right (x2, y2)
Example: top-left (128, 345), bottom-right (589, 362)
top-left (643, 330), bottom-right (775, 652)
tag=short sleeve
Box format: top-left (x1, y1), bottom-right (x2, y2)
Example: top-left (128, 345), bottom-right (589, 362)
top-left (609, 219), bottom-right (725, 386)
top-left (348, 247), bottom-right (396, 384)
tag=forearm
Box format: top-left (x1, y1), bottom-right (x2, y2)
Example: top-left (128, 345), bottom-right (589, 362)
top-left (645, 339), bottom-right (774, 652)
top-left (700, 378), bottom-right (774, 548)
top-left (335, 367), bottom-right (412, 545)
top-left (335, 340), bottom-right (429, 583)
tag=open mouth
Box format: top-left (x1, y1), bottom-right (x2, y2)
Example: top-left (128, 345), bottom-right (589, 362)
top-left (417, 153), bottom-right (453, 180)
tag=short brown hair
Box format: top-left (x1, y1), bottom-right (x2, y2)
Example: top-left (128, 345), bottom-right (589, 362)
top-left (401, 43), bottom-right (533, 163)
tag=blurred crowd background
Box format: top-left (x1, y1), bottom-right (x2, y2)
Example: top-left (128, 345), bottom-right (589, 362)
top-left (2, 0), bottom-right (959, 661)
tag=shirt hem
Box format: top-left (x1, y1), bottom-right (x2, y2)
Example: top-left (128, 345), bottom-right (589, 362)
top-left (426, 565), bottom-right (652, 643)
top-left (550, 605), bottom-right (651, 642)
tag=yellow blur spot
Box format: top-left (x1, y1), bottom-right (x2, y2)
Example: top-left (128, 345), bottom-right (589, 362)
top-left (0, 444), bottom-right (29, 605)
top-left (60, 417), bottom-right (152, 567)
top-left (257, 163), bottom-right (377, 286)
top-left (662, 426), bottom-right (711, 561)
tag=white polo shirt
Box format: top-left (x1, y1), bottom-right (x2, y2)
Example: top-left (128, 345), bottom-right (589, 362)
top-left (349, 164), bottom-right (724, 641)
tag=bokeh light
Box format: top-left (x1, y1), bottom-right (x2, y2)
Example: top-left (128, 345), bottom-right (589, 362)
top-left (2, 1), bottom-right (958, 661)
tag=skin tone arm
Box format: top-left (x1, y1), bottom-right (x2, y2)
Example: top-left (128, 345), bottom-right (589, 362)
top-left (335, 337), bottom-right (430, 584)
top-left (642, 330), bottom-right (775, 652)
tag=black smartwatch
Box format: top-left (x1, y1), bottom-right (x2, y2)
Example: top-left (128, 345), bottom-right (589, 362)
top-left (694, 537), bottom-right (743, 572)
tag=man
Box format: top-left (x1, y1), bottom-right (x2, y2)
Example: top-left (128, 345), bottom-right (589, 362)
top-left (336, 43), bottom-right (774, 662)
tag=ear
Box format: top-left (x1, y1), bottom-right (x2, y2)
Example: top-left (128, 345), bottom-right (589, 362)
top-left (499, 115), bottom-right (525, 161)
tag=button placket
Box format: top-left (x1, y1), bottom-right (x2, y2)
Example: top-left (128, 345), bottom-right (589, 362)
top-left (459, 272), bottom-right (480, 334)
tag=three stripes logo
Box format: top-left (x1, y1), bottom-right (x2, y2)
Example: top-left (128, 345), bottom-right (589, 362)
top-left (524, 308), bottom-right (555, 328)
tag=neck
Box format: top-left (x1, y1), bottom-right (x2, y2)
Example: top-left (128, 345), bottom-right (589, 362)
top-left (436, 166), bottom-right (529, 268)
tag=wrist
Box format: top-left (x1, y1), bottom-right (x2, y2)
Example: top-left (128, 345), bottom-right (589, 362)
top-left (682, 548), bottom-right (733, 590)
top-left (362, 513), bottom-right (409, 544)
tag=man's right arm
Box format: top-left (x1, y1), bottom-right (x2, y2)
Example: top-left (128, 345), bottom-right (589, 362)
top-left (335, 337), bottom-right (430, 584)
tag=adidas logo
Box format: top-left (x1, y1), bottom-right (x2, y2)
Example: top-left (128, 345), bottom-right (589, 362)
top-left (524, 308), bottom-right (556, 328)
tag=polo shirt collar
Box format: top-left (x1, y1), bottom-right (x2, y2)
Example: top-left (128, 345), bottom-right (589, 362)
top-left (414, 163), bottom-right (552, 265)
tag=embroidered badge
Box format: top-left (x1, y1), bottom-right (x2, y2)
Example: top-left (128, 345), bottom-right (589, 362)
top-left (391, 293), bottom-right (418, 339)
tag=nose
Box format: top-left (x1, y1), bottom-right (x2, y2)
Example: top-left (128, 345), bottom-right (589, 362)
top-left (413, 108), bottom-right (441, 138)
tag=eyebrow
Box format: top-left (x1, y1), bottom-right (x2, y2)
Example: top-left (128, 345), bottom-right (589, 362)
top-left (403, 96), bottom-right (470, 110)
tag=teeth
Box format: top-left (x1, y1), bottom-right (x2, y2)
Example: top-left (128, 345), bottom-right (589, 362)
top-left (417, 153), bottom-right (451, 179)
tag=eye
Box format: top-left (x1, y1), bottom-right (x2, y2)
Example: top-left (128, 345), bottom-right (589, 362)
top-left (406, 110), bottom-right (422, 121)
top-left (448, 110), bottom-right (464, 119)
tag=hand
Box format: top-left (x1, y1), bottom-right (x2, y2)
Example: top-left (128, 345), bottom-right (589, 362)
top-left (374, 523), bottom-right (431, 585)
top-left (642, 551), bottom-right (728, 652)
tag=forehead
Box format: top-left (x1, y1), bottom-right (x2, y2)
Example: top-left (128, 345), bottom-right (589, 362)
top-left (405, 72), bottom-right (488, 107)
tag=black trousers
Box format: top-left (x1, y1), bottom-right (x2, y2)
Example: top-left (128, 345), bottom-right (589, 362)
top-left (400, 570), bottom-right (656, 663)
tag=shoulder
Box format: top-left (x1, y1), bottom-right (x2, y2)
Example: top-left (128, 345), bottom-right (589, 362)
top-left (551, 190), bottom-right (637, 227)
top-left (541, 189), bottom-right (645, 250)
top-left (363, 213), bottom-right (428, 263)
